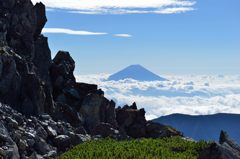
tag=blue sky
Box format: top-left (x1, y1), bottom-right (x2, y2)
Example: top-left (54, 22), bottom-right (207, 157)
top-left (34, 0), bottom-right (240, 75)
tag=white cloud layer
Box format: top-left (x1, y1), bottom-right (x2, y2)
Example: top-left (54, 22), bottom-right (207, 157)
top-left (42, 28), bottom-right (107, 35)
top-left (32, 0), bottom-right (196, 14)
top-left (76, 74), bottom-right (240, 120)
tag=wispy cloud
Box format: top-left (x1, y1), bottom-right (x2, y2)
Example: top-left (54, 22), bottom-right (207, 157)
top-left (42, 28), bottom-right (107, 35)
top-left (32, 0), bottom-right (196, 15)
top-left (113, 34), bottom-right (132, 38)
top-left (154, 7), bottom-right (195, 14)
top-left (42, 28), bottom-right (133, 38)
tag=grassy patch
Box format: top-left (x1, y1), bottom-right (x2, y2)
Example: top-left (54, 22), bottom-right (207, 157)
top-left (57, 137), bottom-right (210, 159)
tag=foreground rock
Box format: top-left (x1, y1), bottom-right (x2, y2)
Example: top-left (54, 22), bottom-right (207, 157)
top-left (0, 104), bottom-right (90, 158)
top-left (199, 131), bottom-right (240, 159)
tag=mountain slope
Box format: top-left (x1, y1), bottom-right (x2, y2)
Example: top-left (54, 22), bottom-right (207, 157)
top-left (153, 113), bottom-right (240, 143)
top-left (108, 64), bottom-right (167, 81)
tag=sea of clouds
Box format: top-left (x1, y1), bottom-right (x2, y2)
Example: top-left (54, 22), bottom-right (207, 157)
top-left (76, 74), bottom-right (240, 120)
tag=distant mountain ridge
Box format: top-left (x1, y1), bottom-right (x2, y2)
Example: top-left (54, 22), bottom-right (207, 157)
top-left (108, 64), bottom-right (167, 81)
top-left (153, 113), bottom-right (240, 143)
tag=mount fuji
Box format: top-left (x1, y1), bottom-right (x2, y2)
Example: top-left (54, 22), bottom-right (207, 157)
top-left (108, 64), bottom-right (167, 81)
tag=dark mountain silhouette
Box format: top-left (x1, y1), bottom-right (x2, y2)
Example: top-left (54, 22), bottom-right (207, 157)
top-left (153, 113), bottom-right (240, 143)
top-left (108, 64), bottom-right (167, 81)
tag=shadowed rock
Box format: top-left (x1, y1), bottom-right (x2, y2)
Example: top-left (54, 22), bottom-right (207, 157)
top-left (80, 93), bottom-right (118, 132)
top-left (146, 122), bottom-right (182, 138)
top-left (116, 103), bottom-right (181, 138)
top-left (91, 123), bottom-right (120, 138)
top-left (0, 0), bottom-right (53, 116)
top-left (33, 2), bottom-right (47, 39)
top-left (199, 131), bottom-right (240, 159)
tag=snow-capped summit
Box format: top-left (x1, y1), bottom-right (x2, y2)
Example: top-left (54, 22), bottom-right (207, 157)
top-left (108, 64), bottom-right (167, 81)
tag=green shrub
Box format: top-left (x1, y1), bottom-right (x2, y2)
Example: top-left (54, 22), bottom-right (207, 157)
top-left (57, 137), bottom-right (210, 159)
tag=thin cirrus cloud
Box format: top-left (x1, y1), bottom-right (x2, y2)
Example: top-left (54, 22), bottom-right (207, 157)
top-left (42, 28), bottom-right (107, 35)
top-left (42, 28), bottom-right (132, 37)
top-left (32, 0), bottom-right (196, 15)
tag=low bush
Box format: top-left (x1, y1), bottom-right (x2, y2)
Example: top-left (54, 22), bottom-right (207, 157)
top-left (57, 137), bottom-right (210, 159)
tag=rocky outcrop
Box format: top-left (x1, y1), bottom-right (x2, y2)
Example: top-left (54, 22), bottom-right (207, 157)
top-left (0, 0), bottom-right (53, 116)
top-left (80, 93), bottom-right (118, 132)
top-left (50, 50), bottom-right (76, 101)
top-left (116, 103), bottom-right (181, 138)
top-left (0, 47), bottom-right (21, 108)
top-left (1, 0), bottom-right (46, 59)
top-left (116, 104), bottom-right (147, 138)
top-left (33, 35), bottom-right (51, 82)
top-left (199, 131), bottom-right (240, 159)
top-left (0, 46), bottom-right (49, 116)
top-left (0, 103), bottom-right (90, 158)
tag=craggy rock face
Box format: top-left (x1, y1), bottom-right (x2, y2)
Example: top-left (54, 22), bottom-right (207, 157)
top-left (116, 105), bottom-right (147, 138)
top-left (80, 93), bottom-right (118, 132)
top-left (0, 46), bottom-right (46, 115)
top-left (0, 47), bottom-right (21, 107)
top-left (116, 103), bottom-right (181, 138)
top-left (0, 0), bottom-right (53, 116)
top-left (0, 0), bottom-right (46, 59)
top-left (50, 51), bottom-right (76, 101)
